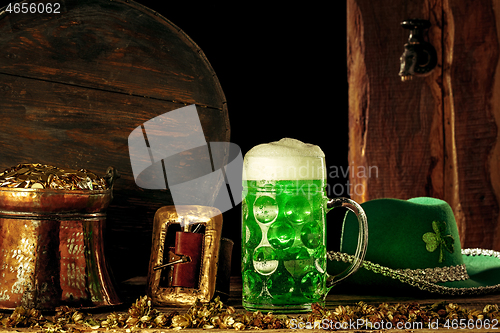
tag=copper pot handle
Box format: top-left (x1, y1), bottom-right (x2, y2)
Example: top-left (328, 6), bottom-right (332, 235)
top-left (104, 166), bottom-right (120, 188)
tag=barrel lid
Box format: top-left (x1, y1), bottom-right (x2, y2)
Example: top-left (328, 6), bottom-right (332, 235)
top-left (0, 0), bottom-right (228, 109)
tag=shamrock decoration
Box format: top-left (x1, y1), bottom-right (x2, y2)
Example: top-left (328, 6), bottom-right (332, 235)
top-left (422, 221), bottom-right (454, 263)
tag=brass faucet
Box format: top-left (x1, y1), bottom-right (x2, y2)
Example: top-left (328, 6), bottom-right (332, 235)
top-left (399, 19), bottom-right (437, 81)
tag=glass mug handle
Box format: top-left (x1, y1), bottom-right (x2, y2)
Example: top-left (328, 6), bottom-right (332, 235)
top-left (325, 197), bottom-right (368, 288)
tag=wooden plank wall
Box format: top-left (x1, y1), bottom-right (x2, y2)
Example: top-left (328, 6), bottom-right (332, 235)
top-left (347, 0), bottom-right (500, 249)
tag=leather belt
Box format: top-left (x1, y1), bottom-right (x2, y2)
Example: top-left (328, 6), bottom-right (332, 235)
top-left (159, 236), bottom-right (233, 299)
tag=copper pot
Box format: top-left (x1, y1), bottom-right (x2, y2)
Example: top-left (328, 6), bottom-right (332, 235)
top-left (0, 186), bottom-right (121, 310)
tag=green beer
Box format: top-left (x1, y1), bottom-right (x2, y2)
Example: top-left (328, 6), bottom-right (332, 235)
top-left (242, 179), bottom-right (327, 311)
top-left (241, 138), bottom-right (368, 313)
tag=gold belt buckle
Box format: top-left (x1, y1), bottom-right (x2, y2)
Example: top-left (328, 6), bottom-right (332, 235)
top-left (147, 205), bottom-right (223, 306)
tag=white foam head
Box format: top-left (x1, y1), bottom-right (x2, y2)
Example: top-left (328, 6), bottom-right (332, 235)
top-left (243, 138), bottom-right (326, 180)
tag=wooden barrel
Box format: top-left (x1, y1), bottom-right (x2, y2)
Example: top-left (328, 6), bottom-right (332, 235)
top-left (0, 0), bottom-right (230, 285)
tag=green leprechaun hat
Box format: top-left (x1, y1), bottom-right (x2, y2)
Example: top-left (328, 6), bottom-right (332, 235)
top-left (327, 197), bottom-right (500, 295)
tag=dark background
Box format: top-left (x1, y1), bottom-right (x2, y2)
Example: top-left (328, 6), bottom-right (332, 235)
top-left (138, 3), bottom-right (350, 273)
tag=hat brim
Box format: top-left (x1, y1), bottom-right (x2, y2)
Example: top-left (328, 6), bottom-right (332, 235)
top-left (327, 248), bottom-right (500, 296)
top-left (443, 249), bottom-right (500, 290)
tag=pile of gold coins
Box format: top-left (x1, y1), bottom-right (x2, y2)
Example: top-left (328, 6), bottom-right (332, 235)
top-left (0, 163), bottom-right (110, 190)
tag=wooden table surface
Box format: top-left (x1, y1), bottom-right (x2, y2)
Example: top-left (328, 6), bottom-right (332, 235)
top-left (220, 276), bottom-right (500, 308)
top-left (112, 276), bottom-right (500, 332)
top-left (2, 276), bottom-right (500, 332)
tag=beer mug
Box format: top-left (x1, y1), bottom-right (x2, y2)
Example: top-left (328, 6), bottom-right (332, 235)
top-left (241, 138), bottom-right (368, 312)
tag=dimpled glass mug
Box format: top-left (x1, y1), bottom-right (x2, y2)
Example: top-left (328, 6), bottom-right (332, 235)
top-left (241, 138), bottom-right (368, 312)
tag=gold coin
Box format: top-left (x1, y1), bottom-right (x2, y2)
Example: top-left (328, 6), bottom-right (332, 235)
top-left (17, 168), bottom-right (30, 174)
top-left (31, 183), bottom-right (44, 189)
